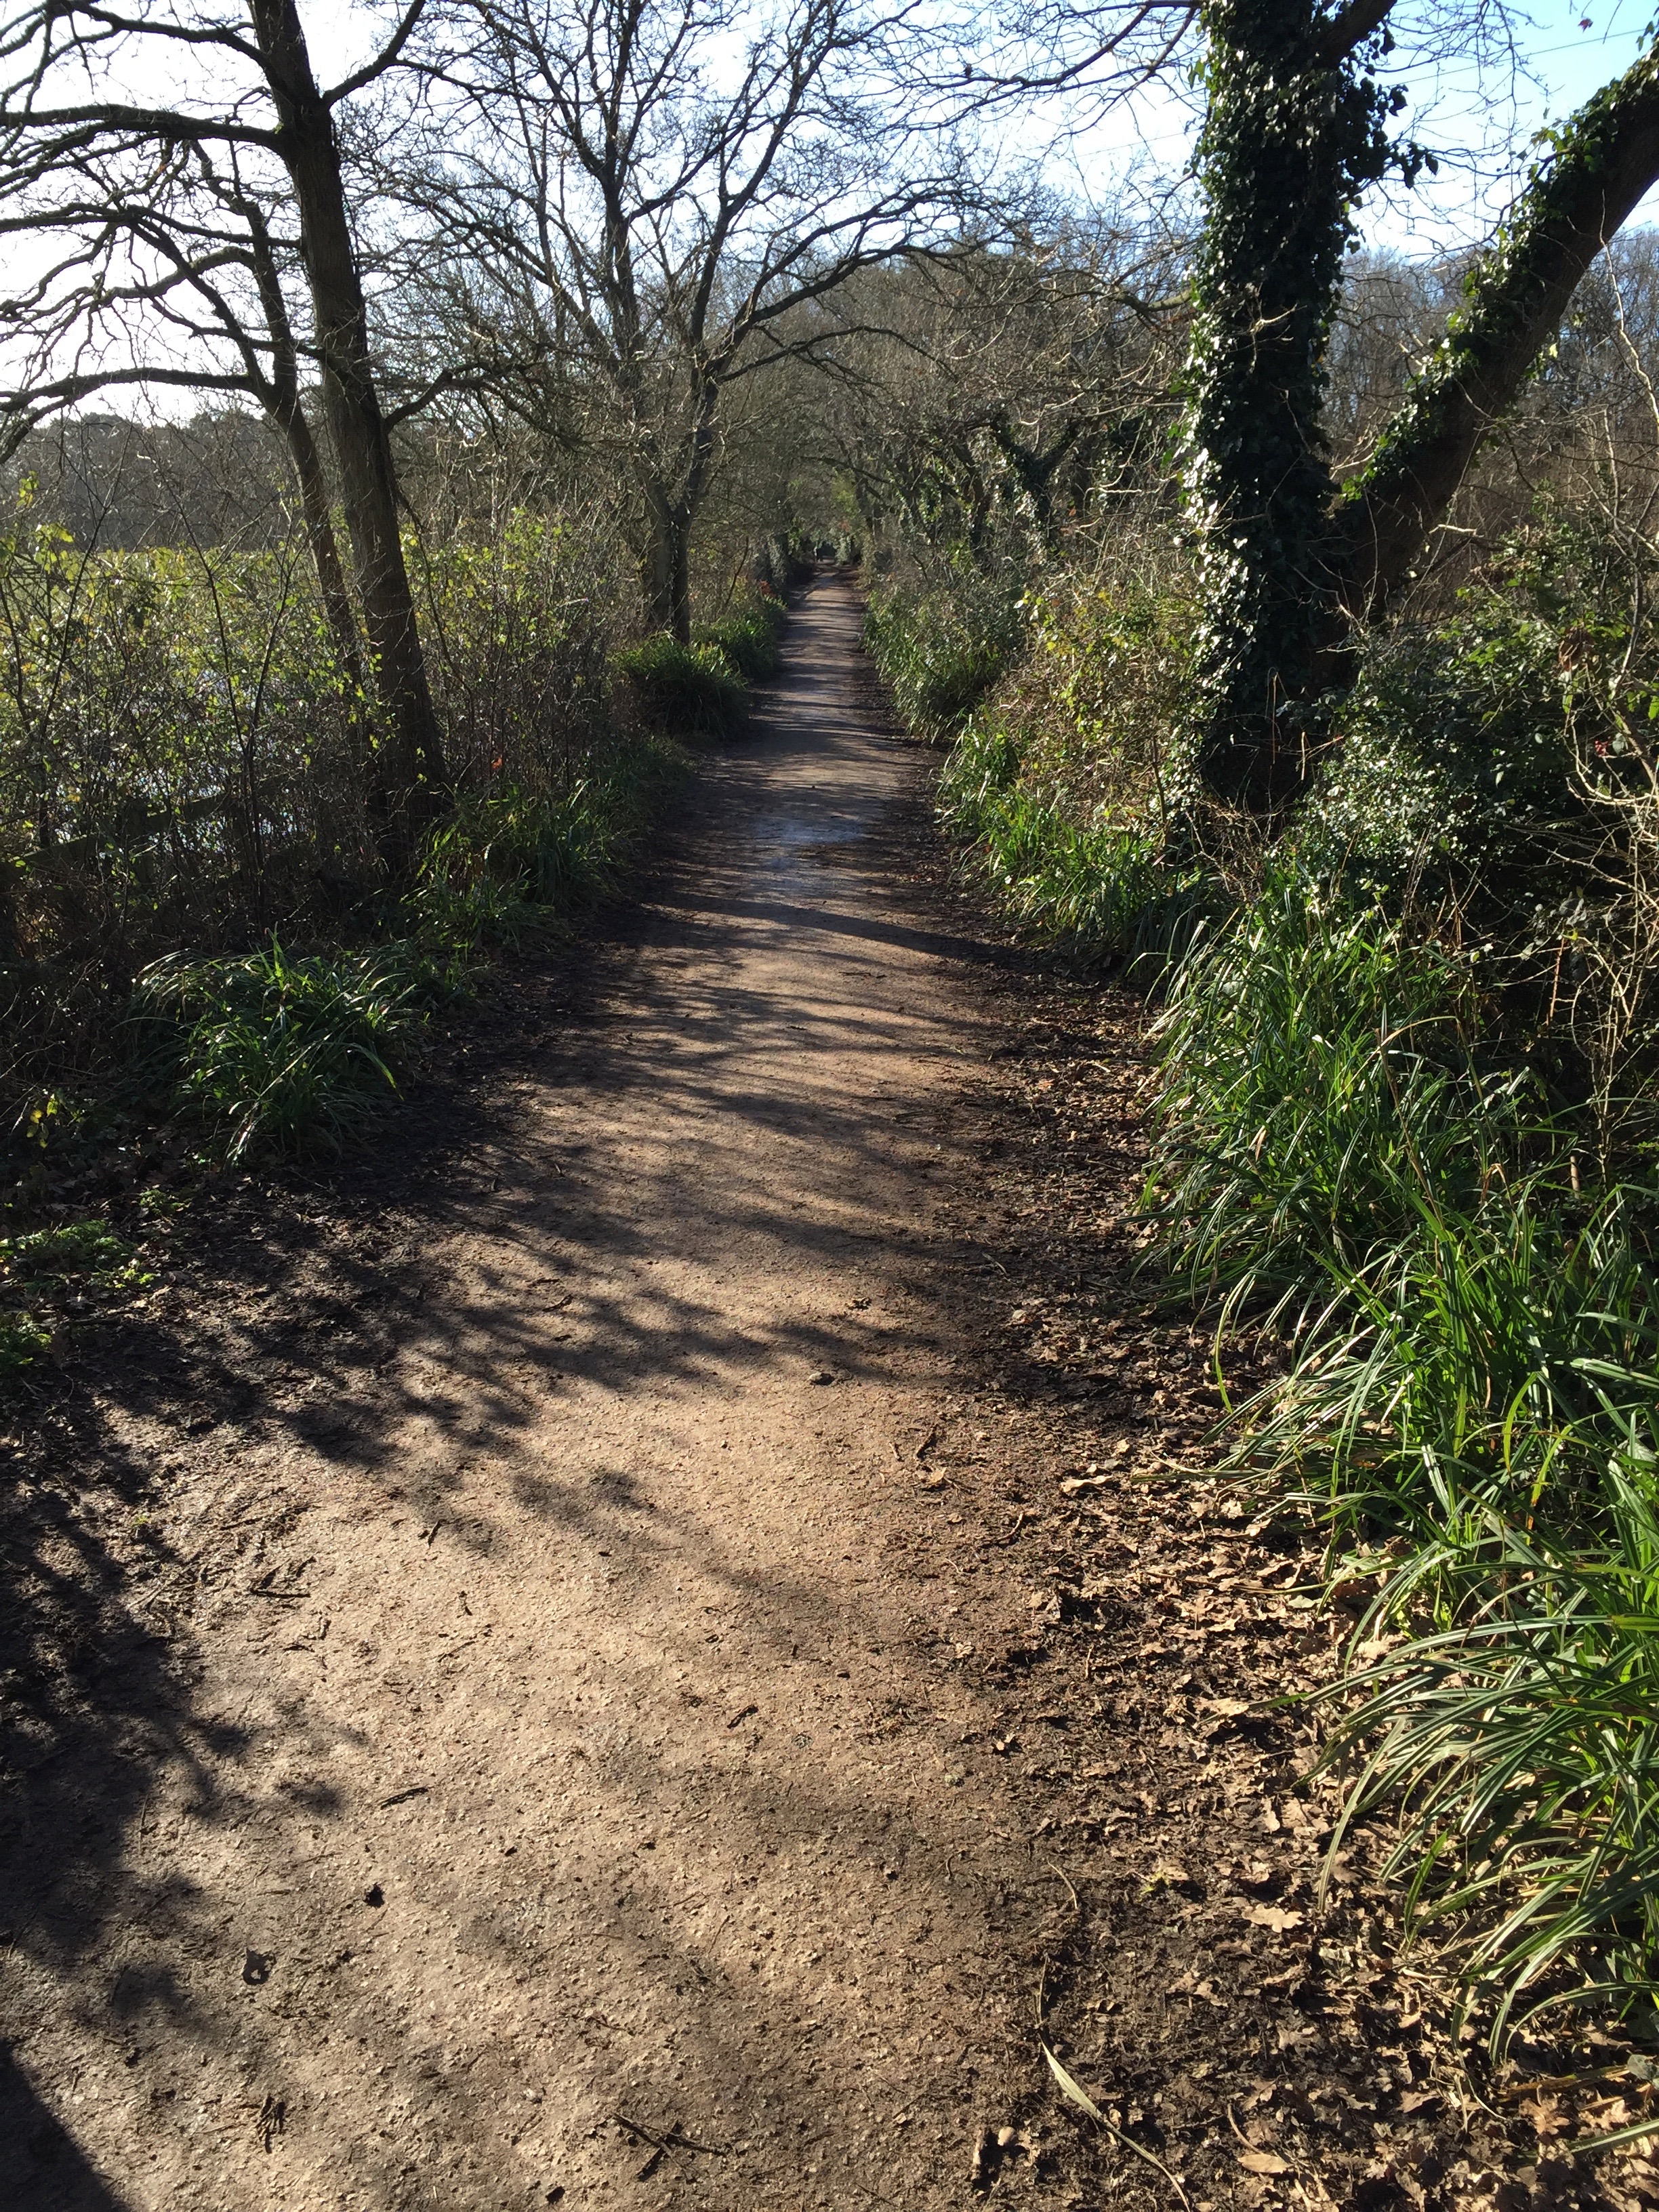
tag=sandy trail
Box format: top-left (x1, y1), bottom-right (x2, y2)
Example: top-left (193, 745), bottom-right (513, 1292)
top-left (7, 580), bottom-right (1059, 2211)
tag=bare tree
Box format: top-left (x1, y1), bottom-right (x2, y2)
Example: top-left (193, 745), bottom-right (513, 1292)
top-left (808, 228), bottom-right (1183, 559)
top-left (0, 144), bottom-right (369, 699)
top-left (0, 0), bottom-right (448, 864)
top-left (409, 0), bottom-right (985, 640)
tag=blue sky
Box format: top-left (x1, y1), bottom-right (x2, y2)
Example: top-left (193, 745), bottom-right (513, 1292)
top-left (1380, 0), bottom-right (1658, 248)
top-left (1042, 1), bottom-right (1659, 258)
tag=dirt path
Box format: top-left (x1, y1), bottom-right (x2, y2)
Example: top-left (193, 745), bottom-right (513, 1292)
top-left (5, 580), bottom-right (1081, 2211)
top-left (9, 581), bottom-right (1594, 2212)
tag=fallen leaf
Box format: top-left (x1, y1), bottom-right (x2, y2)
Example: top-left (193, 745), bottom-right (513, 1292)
top-left (1246, 1904), bottom-right (1305, 1933)
top-left (1042, 2045), bottom-right (1191, 2212)
top-left (1237, 2150), bottom-right (1291, 2177)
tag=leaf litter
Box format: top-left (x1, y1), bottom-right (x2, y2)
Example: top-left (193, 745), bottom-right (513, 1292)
top-left (897, 797), bottom-right (1659, 2211)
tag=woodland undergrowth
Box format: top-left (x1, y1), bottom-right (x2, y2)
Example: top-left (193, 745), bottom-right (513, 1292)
top-left (0, 495), bottom-right (803, 1378)
top-left (869, 507), bottom-right (1659, 2070)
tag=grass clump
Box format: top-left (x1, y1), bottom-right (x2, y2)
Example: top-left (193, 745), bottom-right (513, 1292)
top-left (695, 586), bottom-right (787, 680)
top-left (1149, 876), bottom-right (1542, 1319)
top-left (1145, 857), bottom-right (1659, 2047)
top-left (865, 568), bottom-right (1023, 740)
top-left (1321, 1450), bottom-right (1659, 2050)
top-left (940, 718), bottom-right (1171, 958)
top-left (923, 554), bottom-right (1199, 962)
top-left (139, 941), bottom-right (423, 1162)
top-left (613, 634), bottom-right (747, 736)
top-left (408, 761), bottom-right (668, 961)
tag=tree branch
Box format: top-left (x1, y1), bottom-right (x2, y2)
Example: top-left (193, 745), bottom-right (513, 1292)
top-left (1311, 0), bottom-right (1398, 69)
top-left (1336, 39), bottom-right (1659, 619)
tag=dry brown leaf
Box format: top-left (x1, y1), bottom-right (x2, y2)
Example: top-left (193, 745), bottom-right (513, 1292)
top-left (1237, 2150), bottom-right (1292, 2176)
top-left (1246, 1904), bottom-right (1306, 1933)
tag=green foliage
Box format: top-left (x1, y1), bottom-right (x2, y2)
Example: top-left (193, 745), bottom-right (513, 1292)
top-left (1146, 861), bottom-right (1659, 2039)
top-left (0, 1311), bottom-right (50, 1380)
top-left (613, 633), bottom-right (747, 736)
top-left (1308, 514), bottom-right (1635, 890)
top-left (1149, 875), bottom-right (1542, 1320)
top-left (695, 585), bottom-right (787, 680)
top-left (1322, 1452), bottom-right (1659, 2048)
top-left (0, 1218), bottom-right (150, 1382)
top-left (921, 549), bottom-right (1201, 961)
top-left (0, 496), bottom-right (628, 1126)
top-left (413, 509), bottom-right (615, 786)
top-left (941, 720), bottom-right (1171, 958)
top-left (865, 568), bottom-right (1023, 740)
top-left (3, 1219), bottom-right (144, 1286)
top-left (138, 941), bottom-right (424, 1162)
top-left (407, 741), bottom-right (680, 958)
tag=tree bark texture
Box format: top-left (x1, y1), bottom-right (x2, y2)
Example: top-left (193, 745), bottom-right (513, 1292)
top-left (242, 203), bottom-right (367, 696)
top-left (1185, 9), bottom-right (1659, 819)
top-left (1183, 0), bottom-right (1404, 816)
top-left (249, 0), bottom-right (447, 868)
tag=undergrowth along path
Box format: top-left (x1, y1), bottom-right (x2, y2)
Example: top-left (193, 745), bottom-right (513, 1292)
top-left (3, 580), bottom-right (1631, 2212)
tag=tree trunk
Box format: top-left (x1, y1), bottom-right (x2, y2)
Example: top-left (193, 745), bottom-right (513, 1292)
top-left (249, 0), bottom-right (447, 874)
top-left (638, 491), bottom-right (695, 644)
top-left (1333, 43), bottom-right (1659, 622)
top-left (638, 478), bottom-right (679, 637)
top-left (638, 386), bottom-right (719, 645)
top-left (278, 396), bottom-right (368, 691)
top-left (1183, 0), bottom-right (1405, 817)
top-left (1187, 14), bottom-right (1659, 819)
top-left (242, 201), bottom-right (369, 700)
top-left (668, 520), bottom-right (692, 647)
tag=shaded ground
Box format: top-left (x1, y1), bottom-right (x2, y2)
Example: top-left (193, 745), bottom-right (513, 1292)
top-left (2, 579), bottom-right (1654, 2212)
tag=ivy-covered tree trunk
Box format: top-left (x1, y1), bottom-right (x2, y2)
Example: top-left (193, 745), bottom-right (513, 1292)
top-left (1183, 0), bottom-right (1405, 817)
top-left (1185, 7), bottom-right (1659, 819)
top-left (1335, 43), bottom-right (1659, 622)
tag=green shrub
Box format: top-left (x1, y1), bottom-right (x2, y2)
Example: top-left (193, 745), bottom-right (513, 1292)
top-left (408, 744), bottom-right (680, 958)
top-left (613, 633), bottom-right (747, 736)
top-left (139, 939), bottom-right (423, 1161)
top-left (978, 787), bottom-right (1170, 958)
top-left (1306, 511), bottom-right (1655, 903)
top-left (695, 587), bottom-right (787, 681)
top-left (0, 494), bottom-right (631, 1133)
top-left (2, 1220), bottom-right (144, 1286)
top-left (924, 550), bottom-right (1200, 961)
top-left (865, 569), bottom-right (1024, 740)
top-left (1221, 1181), bottom-right (1658, 1538)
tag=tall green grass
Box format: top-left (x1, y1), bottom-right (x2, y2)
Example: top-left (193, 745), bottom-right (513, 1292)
top-left (695, 585), bottom-right (787, 680)
top-left (938, 709), bottom-right (1195, 964)
top-left (865, 570), bottom-right (1023, 740)
top-left (1324, 1443), bottom-right (1659, 2049)
top-left (613, 633), bottom-right (747, 736)
top-left (1150, 875), bottom-right (1544, 1322)
top-left (1147, 871), bottom-right (1659, 2047)
top-left (409, 742), bottom-right (678, 957)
